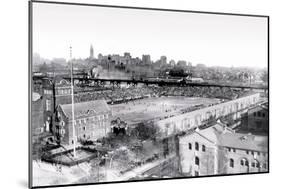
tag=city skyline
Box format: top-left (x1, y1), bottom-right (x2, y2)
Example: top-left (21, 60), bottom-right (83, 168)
top-left (33, 3), bottom-right (268, 68)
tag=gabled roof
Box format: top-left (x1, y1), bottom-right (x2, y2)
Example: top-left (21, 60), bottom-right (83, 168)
top-left (59, 100), bottom-right (110, 120)
top-left (182, 122), bottom-right (268, 153)
top-left (218, 133), bottom-right (268, 152)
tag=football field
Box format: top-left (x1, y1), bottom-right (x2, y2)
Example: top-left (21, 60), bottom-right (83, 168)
top-left (110, 96), bottom-right (221, 125)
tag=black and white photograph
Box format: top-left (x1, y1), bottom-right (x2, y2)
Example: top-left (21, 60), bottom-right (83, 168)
top-left (29, 1), bottom-right (269, 188)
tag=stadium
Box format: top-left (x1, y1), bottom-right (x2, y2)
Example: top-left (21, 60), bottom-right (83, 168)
top-left (32, 76), bottom-right (266, 185)
top-left (62, 82), bottom-right (261, 139)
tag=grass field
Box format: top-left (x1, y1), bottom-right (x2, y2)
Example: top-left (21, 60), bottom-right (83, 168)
top-left (110, 96), bottom-right (221, 125)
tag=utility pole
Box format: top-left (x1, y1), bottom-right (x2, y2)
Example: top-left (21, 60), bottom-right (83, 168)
top-left (70, 45), bottom-right (76, 158)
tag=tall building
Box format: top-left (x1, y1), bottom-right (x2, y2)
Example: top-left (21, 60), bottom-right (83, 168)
top-left (177, 60), bottom-right (187, 67)
top-left (142, 54), bottom-right (151, 64)
top-left (124, 52), bottom-right (132, 64)
top-left (160, 56), bottom-right (167, 65)
top-left (90, 44), bottom-right (94, 59)
top-left (169, 59), bottom-right (176, 66)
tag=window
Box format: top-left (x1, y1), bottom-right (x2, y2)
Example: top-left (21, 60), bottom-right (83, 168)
top-left (254, 112), bottom-right (256, 117)
top-left (240, 159), bottom-right (244, 166)
top-left (251, 151), bottom-right (255, 156)
top-left (228, 148), bottom-right (231, 152)
top-left (195, 142), bottom-right (199, 151)
top-left (246, 150), bottom-right (249, 154)
top-left (258, 111), bottom-right (261, 117)
top-left (262, 113), bottom-right (265, 117)
top-left (245, 160), bottom-right (249, 167)
top-left (44, 89), bottom-right (52, 95)
top-left (257, 152), bottom-right (260, 156)
top-left (263, 163), bottom-right (267, 169)
top-left (256, 162), bottom-right (260, 168)
top-left (188, 143), bottom-right (192, 150)
top-left (83, 126), bottom-right (86, 131)
top-left (46, 99), bottom-right (51, 111)
top-left (233, 148), bottom-right (236, 153)
top-left (252, 159), bottom-right (260, 168)
top-left (251, 162), bottom-right (255, 167)
top-left (83, 134), bottom-right (86, 138)
top-left (194, 171), bottom-right (199, 176)
top-left (202, 145), bottom-right (206, 152)
top-left (230, 159), bottom-right (234, 168)
top-left (195, 156), bottom-right (200, 166)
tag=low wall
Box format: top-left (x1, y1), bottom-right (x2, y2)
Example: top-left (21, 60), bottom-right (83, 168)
top-left (41, 146), bottom-right (98, 167)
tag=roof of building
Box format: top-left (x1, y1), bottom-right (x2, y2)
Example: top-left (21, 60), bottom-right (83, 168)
top-left (59, 100), bottom-right (110, 120)
top-left (197, 127), bottom-right (220, 144)
top-left (183, 122), bottom-right (229, 144)
top-left (185, 122), bottom-right (268, 153)
top-left (218, 133), bottom-right (268, 152)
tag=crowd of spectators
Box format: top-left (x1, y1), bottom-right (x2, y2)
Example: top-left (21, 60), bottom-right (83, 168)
top-left (73, 85), bottom-right (252, 104)
top-left (74, 87), bottom-right (153, 104)
top-left (149, 86), bottom-right (251, 100)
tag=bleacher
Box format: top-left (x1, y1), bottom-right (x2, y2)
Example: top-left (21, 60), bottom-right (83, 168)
top-left (71, 85), bottom-right (252, 105)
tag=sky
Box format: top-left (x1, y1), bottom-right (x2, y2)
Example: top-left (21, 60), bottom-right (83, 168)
top-left (33, 2), bottom-right (268, 68)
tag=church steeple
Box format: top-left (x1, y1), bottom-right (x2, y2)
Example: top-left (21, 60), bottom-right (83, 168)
top-left (90, 44), bottom-right (94, 59)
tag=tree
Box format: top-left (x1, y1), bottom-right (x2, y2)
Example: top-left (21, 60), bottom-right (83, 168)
top-left (133, 122), bottom-right (159, 140)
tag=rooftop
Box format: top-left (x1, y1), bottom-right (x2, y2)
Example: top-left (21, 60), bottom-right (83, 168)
top-left (59, 100), bottom-right (110, 120)
top-left (218, 132), bottom-right (268, 152)
top-left (186, 122), bottom-right (268, 152)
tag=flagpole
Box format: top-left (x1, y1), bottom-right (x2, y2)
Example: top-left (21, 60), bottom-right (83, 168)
top-left (70, 45), bottom-right (76, 158)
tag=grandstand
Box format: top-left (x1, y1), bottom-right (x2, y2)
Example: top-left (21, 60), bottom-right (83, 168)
top-left (72, 85), bottom-right (254, 105)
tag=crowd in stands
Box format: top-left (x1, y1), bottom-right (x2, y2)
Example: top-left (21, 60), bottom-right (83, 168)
top-left (150, 86), bottom-right (250, 99)
top-left (73, 85), bottom-right (253, 104)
